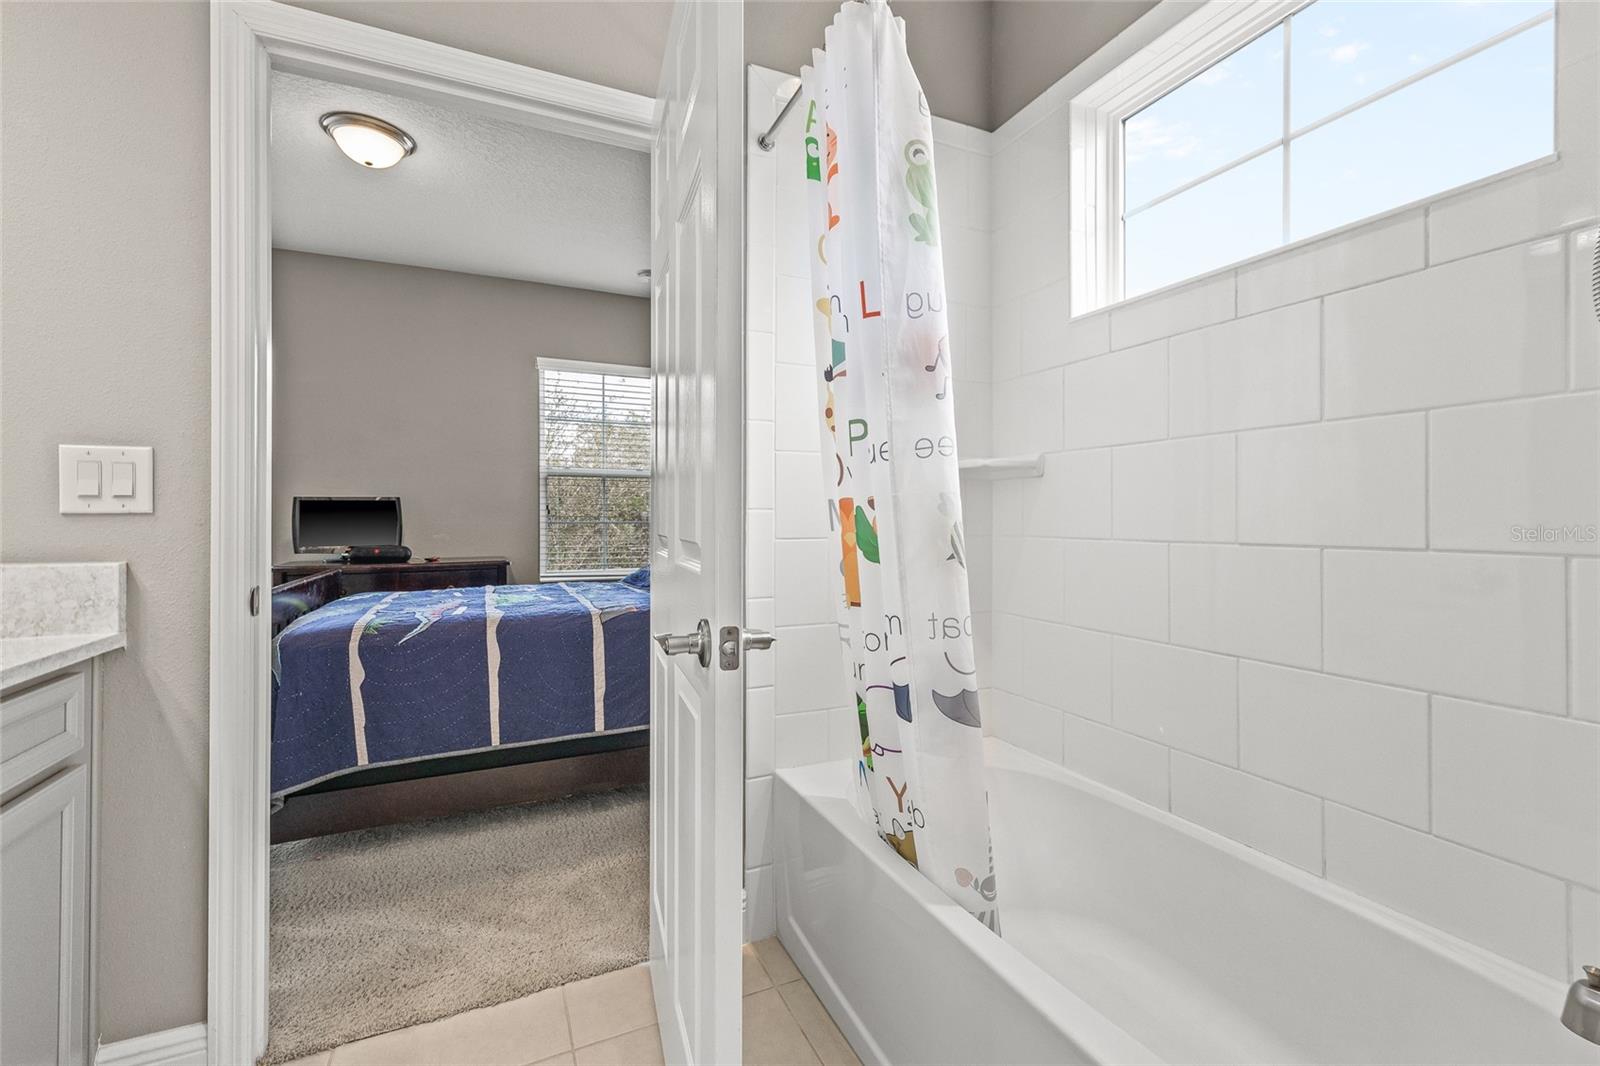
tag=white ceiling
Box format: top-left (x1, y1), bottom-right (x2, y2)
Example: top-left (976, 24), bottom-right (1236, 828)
top-left (270, 70), bottom-right (650, 297)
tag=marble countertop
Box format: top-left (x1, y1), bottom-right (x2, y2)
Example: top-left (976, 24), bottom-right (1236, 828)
top-left (1, 562), bottom-right (128, 691)
top-left (1, 632), bottom-right (128, 690)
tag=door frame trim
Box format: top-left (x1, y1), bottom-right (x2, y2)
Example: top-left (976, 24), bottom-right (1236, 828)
top-left (209, 4), bottom-right (653, 1060)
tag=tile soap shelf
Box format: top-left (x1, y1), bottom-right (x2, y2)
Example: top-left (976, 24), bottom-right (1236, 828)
top-left (957, 455), bottom-right (1044, 479)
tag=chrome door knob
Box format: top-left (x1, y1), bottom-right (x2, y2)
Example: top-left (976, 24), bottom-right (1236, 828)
top-left (716, 626), bottom-right (778, 670)
top-left (654, 618), bottom-right (712, 668)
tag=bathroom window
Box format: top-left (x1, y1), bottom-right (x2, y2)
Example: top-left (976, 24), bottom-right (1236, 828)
top-left (1074, 0), bottom-right (1557, 303)
top-left (538, 359), bottom-right (651, 578)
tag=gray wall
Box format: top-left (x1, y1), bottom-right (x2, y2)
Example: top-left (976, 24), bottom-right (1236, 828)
top-left (272, 251), bottom-right (650, 582)
top-left (747, 1), bottom-right (993, 129)
top-left (283, 1), bottom-right (675, 99)
top-left (288, 2), bottom-right (1157, 131)
top-left (296, 0), bottom-right (997, 129)
top-left (748, 1), bottom-right (1162, 131)
top-left (990, 0), bottom-right (1160, 127)
top-left (0, 1), bottom-right (211, 1043)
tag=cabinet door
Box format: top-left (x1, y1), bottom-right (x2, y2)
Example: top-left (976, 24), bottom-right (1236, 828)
top-left (1, 765), bottom-right (89, 1066)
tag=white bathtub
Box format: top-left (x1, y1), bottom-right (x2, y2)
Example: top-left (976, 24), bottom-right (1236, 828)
top-left (772, 739), bottom-right (1594, 1065)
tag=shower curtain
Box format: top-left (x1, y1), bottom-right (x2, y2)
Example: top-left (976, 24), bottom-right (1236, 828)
top-left (799, 0), bottom-right (998, 930)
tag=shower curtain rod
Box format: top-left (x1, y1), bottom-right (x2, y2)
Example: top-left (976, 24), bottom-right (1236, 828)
top-left (757, 86), bottom-right (803, 151)
top-left (755, 0), bottom-right (869, 151)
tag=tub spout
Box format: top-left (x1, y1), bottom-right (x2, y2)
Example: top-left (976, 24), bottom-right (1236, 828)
top-left (1563, 965), bottom-right (1600, 1045)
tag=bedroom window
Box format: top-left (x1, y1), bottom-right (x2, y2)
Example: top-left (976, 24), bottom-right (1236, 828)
top-left (1070, 0), bottom-right (1557, 306)
top-left (538, 359), bottom-right (651, 579)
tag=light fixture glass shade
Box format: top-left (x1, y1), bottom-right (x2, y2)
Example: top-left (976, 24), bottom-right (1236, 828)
top-left (319, 112), bottom-right (416, 169)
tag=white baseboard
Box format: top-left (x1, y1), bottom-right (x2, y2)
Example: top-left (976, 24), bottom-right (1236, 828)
top-left (96, 1023), bottom-right (208, 1066)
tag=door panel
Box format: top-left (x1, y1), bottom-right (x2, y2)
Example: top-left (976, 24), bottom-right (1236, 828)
top-left (648, 1), bottom-right (744, 1063)
top-left (1, 765), bottom-right (89, 1066)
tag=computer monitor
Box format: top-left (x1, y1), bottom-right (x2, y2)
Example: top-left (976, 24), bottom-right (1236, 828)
top-left (292, 497), bottom-right (403, 555)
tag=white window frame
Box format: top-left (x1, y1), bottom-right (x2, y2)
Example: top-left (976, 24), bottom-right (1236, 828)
top-left (1068, 0), bottom-right (1561, 313)
top-left (537, 356), bottom-right (651, 581)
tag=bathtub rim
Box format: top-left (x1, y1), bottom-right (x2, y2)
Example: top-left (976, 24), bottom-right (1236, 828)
top-left (978, 738), bottom-right (1573, 1012)
top-left (775, 738), bottom-right (1573, 1065)
top-left (773, 758), bottom-right (1163, 1066)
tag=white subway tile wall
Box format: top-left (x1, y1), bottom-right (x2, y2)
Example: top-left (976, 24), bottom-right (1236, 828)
top-left (1427, 393), bottom-right (1600, 555)
top-left (1323, 803), bottom-right (1570, 977)
top-left (984, 63), bottom-right (1599, 979)
top-left (1169, 753), bottom-right (1324, 874)
top-left (748, 43), bottom-right (1600, 977)
top-left (1111, 638), bottom-right (1238, 764)
top-left (1166, 301), bottom-right (1321, 437)
top-left (1235, 415), bottom-right (1427, 548)
top-left (1574, 559), bottom-right (1600, 723)
top-left (743, 72), bottom-right (996, 937)
top-left (1322, 240), bottom-right (1568, 418)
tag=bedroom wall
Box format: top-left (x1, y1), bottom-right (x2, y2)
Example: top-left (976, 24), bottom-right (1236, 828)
top-left (743, 68), bottom-right (996, 939)
top-left (272, 251), bottom-right (649, 582)
top-left (983, 2), bottom-right (1599, 981)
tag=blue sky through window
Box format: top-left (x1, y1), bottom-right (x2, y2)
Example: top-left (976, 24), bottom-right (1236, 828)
top-left (1120, 0), bottom-right (1556, 299)
top-left (1291, 20), bottom-right (1554, 240)
top-left (1290, 0), bottom-right (1554, 128)
top-left (1124, 25), bottom-right (1283, 210)
top-left (1126, 148), bottom-right (1283, 297)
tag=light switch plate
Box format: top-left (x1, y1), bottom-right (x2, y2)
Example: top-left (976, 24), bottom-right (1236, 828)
top-left (58, 445), bottom-right (153, 514)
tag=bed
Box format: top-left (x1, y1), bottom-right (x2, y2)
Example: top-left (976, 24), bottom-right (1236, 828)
top-left (270, 570), bottom-right (650, 801)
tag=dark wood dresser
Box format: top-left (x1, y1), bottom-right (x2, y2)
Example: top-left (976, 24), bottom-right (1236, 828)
top-left (271, 556), bottom-right (511, 593)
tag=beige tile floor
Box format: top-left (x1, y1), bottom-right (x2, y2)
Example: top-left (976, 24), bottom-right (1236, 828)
top-left (279, 937), bottom-right (860, 1066)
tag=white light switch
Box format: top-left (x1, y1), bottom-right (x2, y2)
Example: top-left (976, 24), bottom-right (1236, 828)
top-left (76, 461), bottom-right (101, 497)
top-left (110, 461), bottom-right (136, 497)
top-left (59, 445), bottom-right (152, 514)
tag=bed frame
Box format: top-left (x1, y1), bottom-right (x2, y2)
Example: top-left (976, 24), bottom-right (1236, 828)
top-left (268, 572), bottom-right (649, 841)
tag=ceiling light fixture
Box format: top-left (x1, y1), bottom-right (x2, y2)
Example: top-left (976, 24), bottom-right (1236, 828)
top-left (319, 111), bottom-right (416, 169)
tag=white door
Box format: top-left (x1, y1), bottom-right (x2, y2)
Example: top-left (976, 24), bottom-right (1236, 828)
top-left (647, 1), bottom-right (745, 1064)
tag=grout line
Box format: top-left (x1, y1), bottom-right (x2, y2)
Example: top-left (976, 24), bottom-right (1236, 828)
top-left (986, 613), bottom-right (1586, 724)
top-left (1568, 882), bottom-right (1576, 979)
top-left (1232, 656), bottom-right (1242, 766)
top-left (1096, 214), bottom-right (1592, 355)
top-left (998, 529), bottom-right (1590, 561)
top-left (1319, 799), bottom-right (1327, 877)
top-left (1568, 555), bottom-right (1576, 717)
top-left (1426, 695), bottom-right (1435, 832)
top-left (1316, 297), bottom-right (1326, 422)
top-left (1165, 745), bottom-right (1173, 811)
top-left (1423, 410), bottom-right (1432, 548)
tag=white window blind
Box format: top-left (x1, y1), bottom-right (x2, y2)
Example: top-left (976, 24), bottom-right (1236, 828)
top-left (537, 359), bottom-right (651, 577)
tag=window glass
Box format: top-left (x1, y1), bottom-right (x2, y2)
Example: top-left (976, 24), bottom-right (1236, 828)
top-left (1125, 147), bottom-right (1283, 298)
top-left (1290, 0), bottom-right (1554, 129)
top-left (539, 365), bottom-right (651, 575)
top-left (1290, 21), bottom-right (1555, 239)
top-left (1124, 25), bottom-right (1284, 210)
top-left (1117, 0), bottom-right (1556, 300)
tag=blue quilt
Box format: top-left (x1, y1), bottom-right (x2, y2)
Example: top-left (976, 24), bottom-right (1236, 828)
top-left (271, 577), bottom-right (649, 797)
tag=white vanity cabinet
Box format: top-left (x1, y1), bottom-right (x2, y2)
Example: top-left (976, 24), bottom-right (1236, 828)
top-left (1, 664), bottom-right (96, 1066)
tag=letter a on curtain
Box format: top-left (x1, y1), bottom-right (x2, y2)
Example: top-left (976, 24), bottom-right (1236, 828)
top-left (799, 0), bottom-right (998, 930)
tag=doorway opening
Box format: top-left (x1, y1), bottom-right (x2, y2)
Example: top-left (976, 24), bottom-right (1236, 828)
top-left (262, 57), bottom-right (654, 1061)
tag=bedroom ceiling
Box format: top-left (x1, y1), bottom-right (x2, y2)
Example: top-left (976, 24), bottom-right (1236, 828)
top-left (270, 70), bottom-right (650, 297)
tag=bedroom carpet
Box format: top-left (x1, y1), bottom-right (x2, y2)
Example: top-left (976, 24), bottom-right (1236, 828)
top-left (263, 786), bottom-right (649, 1064)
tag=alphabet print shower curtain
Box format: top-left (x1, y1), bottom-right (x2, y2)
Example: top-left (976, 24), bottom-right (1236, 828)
top-left (799, 0), bottom-right (998, 930)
